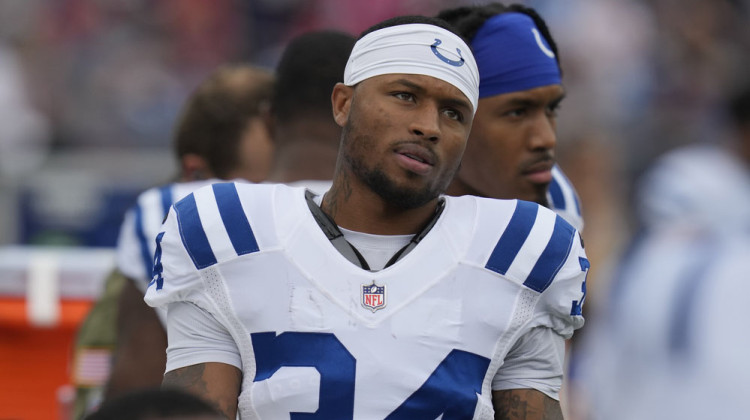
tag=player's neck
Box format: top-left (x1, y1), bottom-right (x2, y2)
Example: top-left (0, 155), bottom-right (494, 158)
top-left (445, 177), bottom-right (483, 198)
top-left (273, 121), bottom-right (340, 150)
top-left (322, 179), bottom-right (442, 236)
top-left (266, 140), bottom-right (338, 183)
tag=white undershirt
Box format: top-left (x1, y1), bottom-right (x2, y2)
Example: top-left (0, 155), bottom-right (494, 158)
top-left (311, 192), bottom-right (414, 271)
top-left (338, 227), bottom-right (412, 271)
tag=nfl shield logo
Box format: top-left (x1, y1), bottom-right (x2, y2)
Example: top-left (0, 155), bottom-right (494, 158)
top-left (361, 281), bottom-right (386, 312)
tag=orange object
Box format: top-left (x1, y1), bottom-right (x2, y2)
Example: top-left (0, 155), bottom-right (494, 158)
top-left (0, 299), bottom-right (94, 420)
top-left (0, 246), bottom-right (115, 419)
top-left (0, 298), bottom-right (93, 329)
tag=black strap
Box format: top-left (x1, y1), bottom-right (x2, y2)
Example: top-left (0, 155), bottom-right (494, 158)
top-left (305, 190), bottom-right (371, 270)
top-left (305, 190), bottom-right (445, 271)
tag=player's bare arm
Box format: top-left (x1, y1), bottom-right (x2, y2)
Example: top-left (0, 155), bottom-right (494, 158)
top-left (105, 278), bottom-right (167, 400)
top-left (492, 389), bottom-right (564, 420)
top-left (162, 362), bottom-right (241, 420)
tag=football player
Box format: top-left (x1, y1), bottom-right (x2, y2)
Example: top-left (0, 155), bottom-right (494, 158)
top-left (147, 15), bottom-right (587, 419)
top-left (440, 3), bottom-right (583, 232)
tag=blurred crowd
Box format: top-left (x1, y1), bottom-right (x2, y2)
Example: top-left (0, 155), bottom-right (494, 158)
top-left (0, 0), bottom-right (746, 246)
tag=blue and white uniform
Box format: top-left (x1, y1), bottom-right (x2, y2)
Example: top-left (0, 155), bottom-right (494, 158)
top-left (547, 165), bottom-right (584, 232)
top-left (580, 144), bottom-right (750, 419)
top-left (117, 180), bottom-right (221, 326)
top-left (117, 179), bottom-right (330, 325)
top-left (117, 180), bottom-right (221, 295)
top-left (146, 182), bottom-right (588, 419)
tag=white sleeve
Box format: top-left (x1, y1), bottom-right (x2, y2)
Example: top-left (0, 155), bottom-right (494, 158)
top-left (116, 207), bottom-right (151, 293)
top-left (144, 203), bottom-right (205, 309)
top-left (164, 301), bottom-right (242, 373)
top-left (492, 326), bottom-right (566, 399)
top-left (530, 230), bottom-right (588, 339)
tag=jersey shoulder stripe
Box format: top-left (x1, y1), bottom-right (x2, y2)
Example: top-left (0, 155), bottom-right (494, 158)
top-left (485, 200), bottom-right (538, 275)
top-left (548, 165), bottom-right (582, 216)
top-left (547, 176), bottom-right (566, 209)
top-left (131, 183), bottom-right (178, 280)
top-left (524, 215), bottom-right (576, 293)
top-left (212, 182), bottom-right (259, 256)
top-left (174, 192), bottom-right (218, 269)
top-left (484, 199), bottom-right (577, 293)
top-left (159, 184), bottom-right (173, 217)
top-left (173, 182), bottom-right (261, 270)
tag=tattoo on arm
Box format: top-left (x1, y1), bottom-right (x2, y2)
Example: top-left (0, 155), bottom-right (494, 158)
top-left (162, 364), bottom-right (208, 393)
top-left (163, 363), bottom-right (241, 420)
top-left (493, 389), bottom-right (564, 420)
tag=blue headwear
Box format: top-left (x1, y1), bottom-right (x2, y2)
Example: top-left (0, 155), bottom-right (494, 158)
top-left (471, 12), bottom-right (561, 98)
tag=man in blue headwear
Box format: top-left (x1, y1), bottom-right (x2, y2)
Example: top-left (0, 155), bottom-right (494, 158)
top-left (441, 4), bottom-right (584, 234)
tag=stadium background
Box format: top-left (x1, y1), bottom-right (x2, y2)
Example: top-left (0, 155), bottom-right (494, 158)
top-left (0, 0), bottom-right (747, 419)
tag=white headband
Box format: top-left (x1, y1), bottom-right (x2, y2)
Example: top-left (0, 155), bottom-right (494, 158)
top-left (344, 23), bottom-right (480, 114)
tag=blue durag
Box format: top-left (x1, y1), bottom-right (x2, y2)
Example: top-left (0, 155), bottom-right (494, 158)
top-left (472, 12), bottom-right (561, 98)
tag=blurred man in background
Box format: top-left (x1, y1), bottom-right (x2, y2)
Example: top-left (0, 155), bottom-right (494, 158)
top-left (264, 29), bottom-right (355, 194)
top-left (72, 64), bottom-right (274, 418)
top-left (579, 86), bottom-right (750, 419)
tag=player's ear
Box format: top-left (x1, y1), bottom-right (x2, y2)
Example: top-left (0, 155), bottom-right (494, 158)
top-left (259, 99), bottom-right (275, 140)
top-left (180, 153), bottom-right (210, 181)
top-left (332, 82), bottom-right (353, 128)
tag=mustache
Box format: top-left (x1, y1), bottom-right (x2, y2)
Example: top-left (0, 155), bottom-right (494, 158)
top-left (520, 152), bottom-right (555, 172)
top-left (392, 139), bottom-right (438, 165)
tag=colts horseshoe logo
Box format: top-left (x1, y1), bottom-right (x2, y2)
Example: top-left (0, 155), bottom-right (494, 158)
top-left (532, 28), bottom-right (555, 58)
top-left (431, 39), bottom-right (465, 67)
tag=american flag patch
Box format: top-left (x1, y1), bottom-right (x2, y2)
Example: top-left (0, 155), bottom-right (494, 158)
top-left (73, 348), bottom-right (112, 387)
top-left (361, 281), bottom-right (386, 312)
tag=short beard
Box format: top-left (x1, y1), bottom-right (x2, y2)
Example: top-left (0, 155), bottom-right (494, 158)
top-left (342, 132), bottom-right (447, 210)
top-left (341, 95), bottom-right (456, 210)
top-left (358, 163), bottom-right (441, 209)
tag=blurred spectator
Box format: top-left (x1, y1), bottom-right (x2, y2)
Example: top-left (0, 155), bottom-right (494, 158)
top-left (577, 85), bottom-right (750, 419)
top-left (265, 29), bottom-right (355, 188)
top-left (1, 0), bottom-right (745, 247)
top-left (0, 43), bottom-right (51, 178)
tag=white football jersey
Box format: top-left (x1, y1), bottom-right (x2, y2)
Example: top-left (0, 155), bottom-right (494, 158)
top-left (116, 179), bottom-right (225, 294)
top-left (547, 165), bottom-right (584, 232)
top-left (146, 182), bottom-right (588, 419)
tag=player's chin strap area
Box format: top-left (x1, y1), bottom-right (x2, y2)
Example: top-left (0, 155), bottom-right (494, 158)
top-left (304, 189), bottom-right (445, 271)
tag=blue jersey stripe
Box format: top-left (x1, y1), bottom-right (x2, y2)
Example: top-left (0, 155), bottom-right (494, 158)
top-left (159, 184), bottom-right (174, 218)
top-left (486, 201), bottom-right (538, 275)
top-left (668, 241), bottom-right (717, 357)
top-left (572, 191), bottom-right (582, 215)
top-left (212, 183), bottom-right (259, 256)
top-left (524, 216), bottom-right (576, 292)
top-left (174, 193), bottom-right (217, 269)
top-left (548, 177), bottom-right (565, 210)
top-left (133, 204), bottom-right (154, 279)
